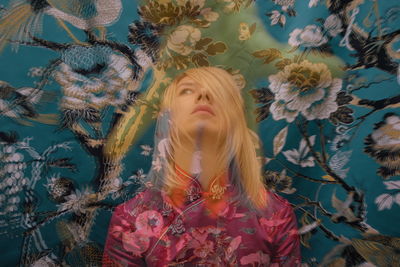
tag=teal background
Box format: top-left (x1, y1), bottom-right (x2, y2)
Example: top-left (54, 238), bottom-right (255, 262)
top-left (0, 0), bottom-right (399, 266)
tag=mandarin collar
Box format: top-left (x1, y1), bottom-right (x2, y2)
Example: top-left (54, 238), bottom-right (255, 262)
top-left (173, 164), bottom-right (231, 204)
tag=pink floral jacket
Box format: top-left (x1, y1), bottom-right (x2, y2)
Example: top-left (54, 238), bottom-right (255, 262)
top-left (103, 173), bottom-right (301, 266)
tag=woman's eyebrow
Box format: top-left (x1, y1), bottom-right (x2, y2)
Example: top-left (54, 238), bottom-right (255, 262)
top-left (177, 82), bottom-right (196, 88)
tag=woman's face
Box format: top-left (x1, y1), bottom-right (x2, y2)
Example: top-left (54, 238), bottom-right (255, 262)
top-left (171, 75), bottom-right (224, 139)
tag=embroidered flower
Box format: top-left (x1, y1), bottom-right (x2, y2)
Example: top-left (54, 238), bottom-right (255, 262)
top-left (238, 23), bottom-right (251, 41)
top-left (58, 187), bottom-right (94, 214)
top-left (55, 45), bottom-right (133, 112)
top-left (135, 210), bottom-right (164, 236)
top-left (122, 231), bottom-right (150, 256)
top-left (268, 10), bottom-right (286, 27)
top-left (282, 136), bottom-right (316, 167)
top-left (128, 20), bottom-right (162, 62)
top-left (288, 25), bottom-right (328, 47)
top-left (152, 156), bottom-right (162, 172)
top-left (167, 25), bottom-right (201, 56)
top-left (240, 251), bottom-right (271, 265)
top-left (308, 0), bottom-right (320, 7)
top-left (231, 69), bottom-right (246, 90)
top-left (140, 144), bottom-right (153, 156)
top-left (364, 113), bottom-right (400, 178)
top-left (323, 15), bottom-right (343, 37)
top-left (200, 7), bottom-right (219, 22)
top-left (193, 240), bottom-right (214, 258)
top-left (170, 217), bottom-right (186, 236)
top-left (268, 60), bottom-right (342, 122)
top-left (186, 185), bottom-right (201, 202)
top-left (161, 201), bottom-right (173, 217)
top-left (259, 209), bottom-right (291, 243)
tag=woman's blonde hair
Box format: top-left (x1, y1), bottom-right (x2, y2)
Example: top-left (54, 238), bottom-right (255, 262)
top-left (156, 66), bottom-right (268, 210)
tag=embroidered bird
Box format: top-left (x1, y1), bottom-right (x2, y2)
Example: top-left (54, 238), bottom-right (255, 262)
top-left (0, 0), bottom-right (122, 52)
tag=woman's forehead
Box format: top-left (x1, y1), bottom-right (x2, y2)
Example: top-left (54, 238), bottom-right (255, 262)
top-left (176, 76), bottom-right (198, 87)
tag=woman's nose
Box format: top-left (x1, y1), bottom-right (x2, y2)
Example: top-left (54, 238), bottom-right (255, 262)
top-left (196, 91), bottom-right (211, 103)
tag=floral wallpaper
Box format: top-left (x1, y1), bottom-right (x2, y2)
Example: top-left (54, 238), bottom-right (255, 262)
top-left (0, 0), bottom-right (399, 266)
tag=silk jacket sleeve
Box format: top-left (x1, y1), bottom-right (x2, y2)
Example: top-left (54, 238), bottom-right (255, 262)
top-left (102, 196), bottom-right (148, 267)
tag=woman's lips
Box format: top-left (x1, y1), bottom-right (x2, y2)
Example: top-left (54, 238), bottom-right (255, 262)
top-left (191, 105), bottom-right (215, 115)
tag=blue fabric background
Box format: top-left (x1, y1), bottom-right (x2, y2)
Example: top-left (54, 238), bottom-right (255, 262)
top-left (0, 0), bottom-right (399, 266)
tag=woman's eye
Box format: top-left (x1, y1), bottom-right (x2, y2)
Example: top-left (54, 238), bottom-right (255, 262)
top-left (180, 88), bottom-right (193, 95)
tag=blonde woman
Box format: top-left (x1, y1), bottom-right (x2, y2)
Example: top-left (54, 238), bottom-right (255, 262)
top-left (103, 67), bottom-right (301, 266)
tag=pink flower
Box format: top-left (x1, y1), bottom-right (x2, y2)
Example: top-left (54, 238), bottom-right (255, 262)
top-left (193, 240), bottom-right (214, 258)
top-left (122, 231), bottom-right (150, 256)
top-left (110, 225), bottom-right (124, 238)
top-left (240, 251), bottom-right (270, 265)
top-left (191, 227), bottom-right (210, 243)
top-left (135, 210), bottom-right (164, 236)
top-left (175, 232), bottom-right (192, 253)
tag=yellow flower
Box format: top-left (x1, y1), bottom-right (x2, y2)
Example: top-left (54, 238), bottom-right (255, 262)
top-left (176, 0), bottom-right (205, 8)
top-left (231, 70), bottom-right (246, 89)
top-left (238, 22), bottom-right (251, 41)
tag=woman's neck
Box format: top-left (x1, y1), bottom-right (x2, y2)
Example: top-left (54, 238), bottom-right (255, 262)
top-left (174, 136), bottom-right (226, 190)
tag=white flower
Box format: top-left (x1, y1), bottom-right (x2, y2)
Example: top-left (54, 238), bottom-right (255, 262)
top-left (58, 187), bottom-right (93, 214)
top-left (140, 145), bottom-right (153, 156)
top-left (268, 60), bottom-right (342, 122)
top-left (108, 177), bottom-right (123, 193)
top-left (152, 157), bottom-right (162, 172)
top-left (375, 193), bottom-right (394, 211)
top-left (200, 8), bottom-right (219, 22)
top-left (55, 46), bottom-right (133, 110)
top-left (308, 0), bottom-right (320, 7)
top-left (28, 67), bottom-right (45, 77)
top-left (283, 135), bottom-right (316, 167)
top-left (324, 15), bottom-right (343, 37)
top-left (269, 10), bottom-right (286, 26)
top-left (135, 49), bottom-right (153, 69)
top-left (167, 25), bottom-right (201, 56)
top-left (288, 25), bottom-right (328, 47)
top-left (128, 169), bottom-right (147, 182)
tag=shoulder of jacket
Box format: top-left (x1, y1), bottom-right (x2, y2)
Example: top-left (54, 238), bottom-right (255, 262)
top-left (264, 190), bottom-right (294, 215)
top-left (115, 188), bottom-right (162, 213)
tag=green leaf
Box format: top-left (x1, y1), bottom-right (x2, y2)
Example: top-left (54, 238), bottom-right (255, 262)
top-left (205, 42), bottom-right (227, 55)
top-left (194, 37), bottom-right (213, 50)
top-left (249, 22), bottom-right (256, 35)
top-left (273, 125), bottom-right (288, 156)
top-left (191, 53), bottom-right (209, 67)
top-left (252, 48), bottom-right (282, 64)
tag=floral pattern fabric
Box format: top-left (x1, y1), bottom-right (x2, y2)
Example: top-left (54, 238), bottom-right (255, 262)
top-left (103, 177), bottom-right (301, 266)
top-left (1, 0), bottom-right (400, 266)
